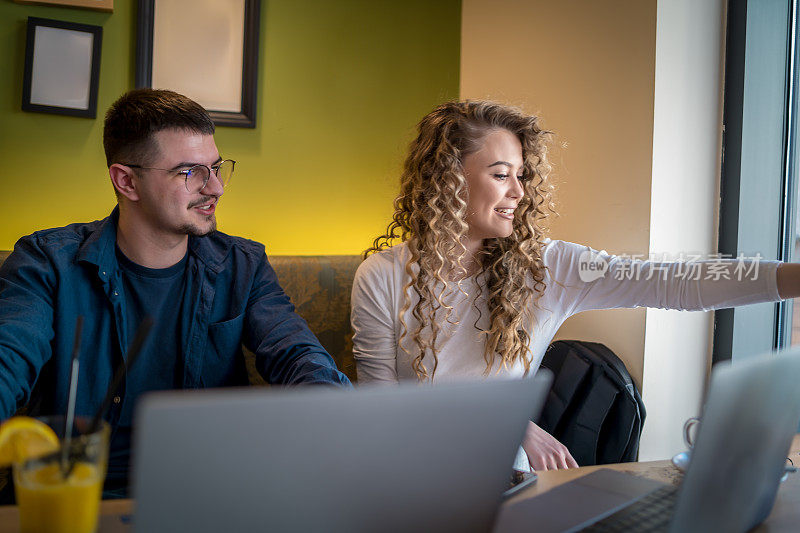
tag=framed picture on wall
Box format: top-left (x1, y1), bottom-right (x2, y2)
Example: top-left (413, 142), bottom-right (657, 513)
top-left (13, 0), bottom-right (113, 12)
top-left (21, 17), bottom-right (103, 119)
top-left (135, 0), bottom-right (261, 128)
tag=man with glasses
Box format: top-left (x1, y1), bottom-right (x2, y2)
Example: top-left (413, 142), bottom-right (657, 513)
top-left (0, 89), bottom-right (351, 499)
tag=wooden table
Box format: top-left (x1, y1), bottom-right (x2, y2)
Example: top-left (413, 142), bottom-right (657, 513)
top-left (2, 435), bottom-right (799, 532)
top-left (503, 434), bottom-right (800, 531)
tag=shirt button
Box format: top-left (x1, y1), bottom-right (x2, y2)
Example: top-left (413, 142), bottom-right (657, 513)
top-left (113, 396), bottom-right (121, 404)
top-left (113, 290), bottom-right (119, 297)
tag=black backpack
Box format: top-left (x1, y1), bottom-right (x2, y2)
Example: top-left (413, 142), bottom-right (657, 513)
top-left (537, 340), bottom-right (646, 466)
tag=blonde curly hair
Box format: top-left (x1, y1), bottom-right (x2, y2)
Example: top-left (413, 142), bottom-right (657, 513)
top-left (366, 100), bottom-right (556, 380)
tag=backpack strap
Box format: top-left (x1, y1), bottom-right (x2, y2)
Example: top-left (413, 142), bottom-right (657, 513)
top-left (566, 372), bottom-right (619, 465)
top-left (539, 351), bottom-right (590, 432)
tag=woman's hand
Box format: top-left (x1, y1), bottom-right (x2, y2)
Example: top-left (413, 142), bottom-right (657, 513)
top-left (522, 421), bottom-right (579, 471)
top-left (777, 263), bottom-right (800, 299)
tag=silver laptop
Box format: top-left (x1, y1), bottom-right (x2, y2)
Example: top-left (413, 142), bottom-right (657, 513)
top-left (495, 348), bottom-right (800, 533)
top-left (131, 374), bottom-right (552, 533)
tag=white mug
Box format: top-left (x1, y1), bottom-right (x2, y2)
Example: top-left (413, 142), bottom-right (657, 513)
top-left (683, 416), bottom-right (700, 449)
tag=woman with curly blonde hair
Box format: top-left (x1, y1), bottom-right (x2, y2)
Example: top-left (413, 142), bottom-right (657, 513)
top-left (351, 100), bottom-right (790, 471)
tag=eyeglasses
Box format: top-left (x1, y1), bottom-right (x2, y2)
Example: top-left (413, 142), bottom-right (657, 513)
top-left (123, 159), bottom-right (236, 193)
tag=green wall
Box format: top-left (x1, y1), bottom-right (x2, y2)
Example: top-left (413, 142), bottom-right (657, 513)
top-left (0, 0), bottom-right (460, 254)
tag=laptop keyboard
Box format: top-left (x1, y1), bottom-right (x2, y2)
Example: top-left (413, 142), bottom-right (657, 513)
top-left (579, 484), bottom-right (679, 532)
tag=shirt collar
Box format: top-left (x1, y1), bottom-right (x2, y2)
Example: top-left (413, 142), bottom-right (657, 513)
top-left (76, 206), bottom-right (120, 279)
top-left (188, 230), bottom-right (229, 275)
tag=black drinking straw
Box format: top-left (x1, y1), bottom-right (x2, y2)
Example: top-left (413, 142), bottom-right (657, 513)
top-left (60, 316), bottom-right (83, 478)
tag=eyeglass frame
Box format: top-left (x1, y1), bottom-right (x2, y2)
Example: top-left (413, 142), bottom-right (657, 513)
top-left (121, 159), bottom-right (236, 193)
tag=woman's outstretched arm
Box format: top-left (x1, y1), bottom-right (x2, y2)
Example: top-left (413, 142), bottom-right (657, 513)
top-left (542, 240), bottom-right (782, 316)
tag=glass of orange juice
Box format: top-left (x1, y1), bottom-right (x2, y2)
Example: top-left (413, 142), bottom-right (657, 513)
top-left (12, 416), bottom-right (109, 533)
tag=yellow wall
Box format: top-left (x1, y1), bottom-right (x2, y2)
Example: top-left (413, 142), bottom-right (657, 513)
top-left (460, 0), bottom-right (657, 385)
top-left (0, 0), bottom-right (461, 254)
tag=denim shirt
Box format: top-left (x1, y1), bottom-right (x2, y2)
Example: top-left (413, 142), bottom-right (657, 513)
top-left (0, 207), bottom-right (351, 423)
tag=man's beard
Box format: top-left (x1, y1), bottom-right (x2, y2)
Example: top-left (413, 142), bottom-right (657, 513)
top-left (179, 215), bottom-right (217, 237)
top-left (184, 196), bottom-right (218, 237)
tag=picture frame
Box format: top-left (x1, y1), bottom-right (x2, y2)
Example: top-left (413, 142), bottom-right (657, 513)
top-left (135, 0), bottom-right (261, 128)
top-left (13, 0), bottom-right (113, 12)
top-left (21, 17), bottom-right (103, 119)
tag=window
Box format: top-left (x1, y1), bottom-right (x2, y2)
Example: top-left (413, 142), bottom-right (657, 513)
top-left (715, 0), bottom-right (795, 360)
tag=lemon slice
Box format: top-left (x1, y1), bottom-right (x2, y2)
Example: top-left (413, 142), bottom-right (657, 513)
top-left (0, 416), bottom-right (60, 468)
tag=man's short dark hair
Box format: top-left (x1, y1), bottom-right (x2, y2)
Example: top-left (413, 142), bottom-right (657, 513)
top-left (103, 89), bottom-right (215, 167)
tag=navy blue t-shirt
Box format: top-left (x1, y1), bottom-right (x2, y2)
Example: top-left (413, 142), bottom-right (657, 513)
top-left (105, 246), bottom-right (188, 494)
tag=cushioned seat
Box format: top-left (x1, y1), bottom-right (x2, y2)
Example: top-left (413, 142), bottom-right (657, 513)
top-left (267, 255), bottom-right (361, 383)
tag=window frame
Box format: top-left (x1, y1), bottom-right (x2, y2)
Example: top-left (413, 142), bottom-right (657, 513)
top-left (714, 0), bottom-right (796, 362)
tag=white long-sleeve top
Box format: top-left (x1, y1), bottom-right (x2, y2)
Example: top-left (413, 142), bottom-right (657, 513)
top-left (351, 239), bottom-right (782, 384)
